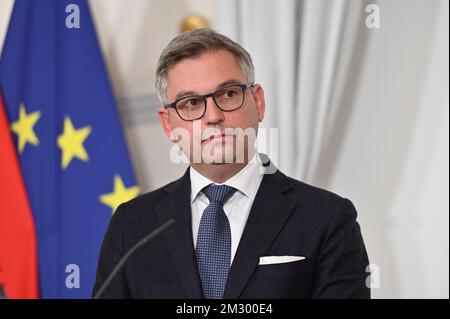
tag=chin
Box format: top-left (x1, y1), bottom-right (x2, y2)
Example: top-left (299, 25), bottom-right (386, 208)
top-left (198, 147), bottom-right (228, 164)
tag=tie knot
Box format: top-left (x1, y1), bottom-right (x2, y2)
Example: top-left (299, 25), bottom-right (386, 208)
top-left (202, 184), bottom-right (236, 204)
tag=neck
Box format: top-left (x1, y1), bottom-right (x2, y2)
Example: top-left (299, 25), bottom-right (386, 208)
top-left (191, 162), bottom-right (247, 184)
top-left (191, 150), bottom-right (257, 183)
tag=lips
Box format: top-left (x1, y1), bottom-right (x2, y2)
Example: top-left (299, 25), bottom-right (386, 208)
top-left (201, 133), bottom-right (233, 143)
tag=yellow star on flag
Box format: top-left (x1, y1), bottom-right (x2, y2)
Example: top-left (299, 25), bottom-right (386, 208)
top-left (10, 103), bottom-right (41, 153)
top-left (57, 116), bottom-right (92, 170)
top-left (99, 175), bottom-right (140, 213)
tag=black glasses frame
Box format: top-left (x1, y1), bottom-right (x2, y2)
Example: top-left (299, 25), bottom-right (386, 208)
top-left (164, 82), bottom-right (254, 121)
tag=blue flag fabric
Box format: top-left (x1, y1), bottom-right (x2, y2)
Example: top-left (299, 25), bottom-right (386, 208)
top-left (0, 0), bottom-right (139, 298)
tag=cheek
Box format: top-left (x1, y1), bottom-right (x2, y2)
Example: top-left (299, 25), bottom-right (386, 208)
top-left (231, 103), bottom-right (259, 129)
top-left (168, 116), bottom-right (192, 141)
top-left (170, 113), bottom-right (191, 131)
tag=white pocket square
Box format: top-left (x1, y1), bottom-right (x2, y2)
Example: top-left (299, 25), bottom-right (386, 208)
top-left (259, 256), bottom-right (305, 265)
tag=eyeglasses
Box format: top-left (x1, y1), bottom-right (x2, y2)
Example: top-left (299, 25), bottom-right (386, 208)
top-left (164, 83), bottom-right (254, 121)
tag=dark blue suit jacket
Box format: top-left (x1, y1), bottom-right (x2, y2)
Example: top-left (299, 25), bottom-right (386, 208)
top-left (93, 159), bottom-right (370, 298)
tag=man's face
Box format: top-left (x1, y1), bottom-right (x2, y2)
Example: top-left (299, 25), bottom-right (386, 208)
top-left (158, 49), bottom-right (265, 164)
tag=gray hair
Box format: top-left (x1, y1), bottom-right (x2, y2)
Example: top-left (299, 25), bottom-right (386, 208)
top-left (155, 28), bottom-right (255, 104)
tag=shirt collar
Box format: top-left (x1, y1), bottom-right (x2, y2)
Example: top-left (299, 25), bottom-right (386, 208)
top-left (190, 153), bottom-right (264, 203)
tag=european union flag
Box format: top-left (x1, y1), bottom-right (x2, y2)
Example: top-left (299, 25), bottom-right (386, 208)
top-left (0, 0), bottom-right (139, 298)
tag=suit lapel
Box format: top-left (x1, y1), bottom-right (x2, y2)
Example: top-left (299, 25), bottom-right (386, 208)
top-left (155, 169), bottom-right (204, 299)
top-left (223, 168), bottom-right (296, 299)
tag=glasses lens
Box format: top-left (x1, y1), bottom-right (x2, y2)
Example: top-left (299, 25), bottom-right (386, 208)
top-left (215, 85), bottom-right (244, 110)
top-left (176, 97), bottom-right (205, 120)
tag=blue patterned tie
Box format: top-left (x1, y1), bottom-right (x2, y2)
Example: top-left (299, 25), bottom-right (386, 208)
top-left (196, 184), bottom-right (236, 299)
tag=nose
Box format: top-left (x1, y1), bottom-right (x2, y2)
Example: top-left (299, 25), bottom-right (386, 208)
top-left (203, 96), bottom-right (224, 125)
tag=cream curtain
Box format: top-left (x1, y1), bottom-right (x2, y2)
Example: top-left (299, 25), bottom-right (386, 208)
top-left (216, 0), bottom-right (367, 182)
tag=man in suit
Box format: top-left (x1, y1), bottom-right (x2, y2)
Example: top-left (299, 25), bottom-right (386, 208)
top-left (93, 29), bottom-right (370, 299)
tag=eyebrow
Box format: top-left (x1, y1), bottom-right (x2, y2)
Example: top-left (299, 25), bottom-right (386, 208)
top-left (174, 79), bottom-right (243, 101)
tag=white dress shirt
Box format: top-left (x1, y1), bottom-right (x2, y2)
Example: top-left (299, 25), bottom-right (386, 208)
top-left (190, 154), bottom-right (264, 263)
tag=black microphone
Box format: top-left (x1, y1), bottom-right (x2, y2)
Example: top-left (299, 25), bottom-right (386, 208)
top-left (93, 218), bottom-right (175, 299)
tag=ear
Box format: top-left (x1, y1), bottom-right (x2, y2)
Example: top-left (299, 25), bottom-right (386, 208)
top-left (157, 107), bottom-right (173, 139)
top-left (252, 84), bottom-right (266, 122)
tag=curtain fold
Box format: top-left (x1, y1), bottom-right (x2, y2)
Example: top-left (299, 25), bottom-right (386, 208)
top-left (216, 0), bottom-right (367, 182)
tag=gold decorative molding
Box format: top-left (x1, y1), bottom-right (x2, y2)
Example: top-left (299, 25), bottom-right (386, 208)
top-left (180, 14), bottom-right (209, 33)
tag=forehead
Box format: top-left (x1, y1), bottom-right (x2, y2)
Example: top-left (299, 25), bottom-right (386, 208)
top-left (166, 50), bottom-right (246, 99)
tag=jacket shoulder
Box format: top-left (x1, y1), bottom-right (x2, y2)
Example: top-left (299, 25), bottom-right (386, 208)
top-left (281, 173), bottom-right (357, 219)
top-left (111, 176), bottom-right (182, 224)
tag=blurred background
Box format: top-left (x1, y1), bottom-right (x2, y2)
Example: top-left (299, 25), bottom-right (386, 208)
top-left (0, 0), bottom-right (448, 298)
